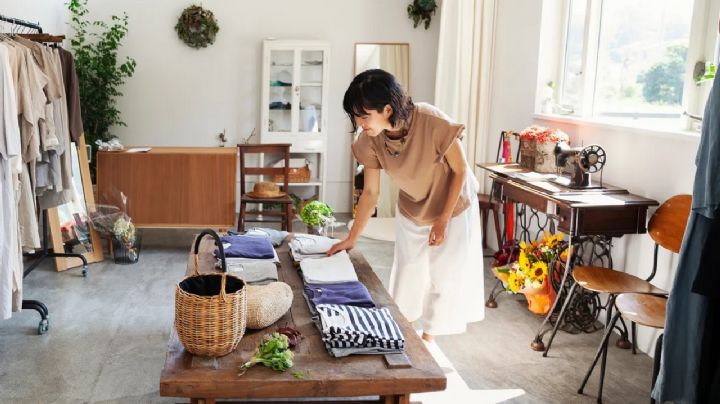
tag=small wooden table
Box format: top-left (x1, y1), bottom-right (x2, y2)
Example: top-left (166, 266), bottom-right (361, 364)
top-left (159, 237), bottom-right (447, 403)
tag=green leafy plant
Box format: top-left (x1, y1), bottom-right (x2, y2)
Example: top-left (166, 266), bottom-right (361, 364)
top-left (68, 0), bottom-right (136, 178)
top-left (299, 201), bottom-right (334, 226)
top-left (407, 0), bottom-right (437, 30)
top-left (239, 333), bottom-right (294, 375)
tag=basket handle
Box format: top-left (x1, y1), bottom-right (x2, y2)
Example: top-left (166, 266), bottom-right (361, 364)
top-left (220, 273), bottom-right (228, 302)
top-left (193, 229), bottom-right (227, 274)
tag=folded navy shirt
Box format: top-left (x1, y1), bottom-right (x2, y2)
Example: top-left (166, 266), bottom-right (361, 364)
top-left (304, 281), bottom-right (375, 309)
top-left (215, 235), bottom-right (275, 259)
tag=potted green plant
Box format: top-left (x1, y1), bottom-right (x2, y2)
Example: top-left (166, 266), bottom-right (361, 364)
top-left (407, 0), bottom-right (437, 29)
top-left (68, 0), bottom-right (137, 181)
top-left (299, 201), bottom-right (334, 236)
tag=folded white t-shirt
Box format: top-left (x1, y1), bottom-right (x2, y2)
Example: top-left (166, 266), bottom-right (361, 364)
top-left (300, 251), bottom-right (358, 284)
top-left (290, 234), bottom-right (339, 255)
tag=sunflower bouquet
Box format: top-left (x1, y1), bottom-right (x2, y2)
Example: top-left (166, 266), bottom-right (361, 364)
top-left (494, 232), bottom-right (567, 294)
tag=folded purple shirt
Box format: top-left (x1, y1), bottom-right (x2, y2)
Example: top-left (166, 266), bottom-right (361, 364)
top-left (215, 235), bottom-right (275, 259)
top-left (303, 281), bottom-right (375, 309)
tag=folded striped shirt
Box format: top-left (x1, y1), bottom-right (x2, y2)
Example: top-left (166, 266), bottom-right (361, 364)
top-left (316, 304), bottom-right (404, 351)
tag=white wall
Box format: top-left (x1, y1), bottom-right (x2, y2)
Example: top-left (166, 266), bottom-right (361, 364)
top-left (486, 0), bottom-right (699, 355)
top-left (6, 0), bottom-right (439, 212)
top-left (0, 0), bottom-right (67, 34)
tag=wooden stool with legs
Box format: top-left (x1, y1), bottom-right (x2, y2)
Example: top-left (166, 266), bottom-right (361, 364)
top-left (237, 143), bottom-right (294, 232)
top-left (579, 292), bottom-right (667, 403)
top-left (542, 195), bottom-right (690, 358)
top-left (479, 131), bottom-right (520, 255)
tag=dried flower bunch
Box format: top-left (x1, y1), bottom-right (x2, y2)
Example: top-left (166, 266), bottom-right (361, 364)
top-left (519, 125), bottom-right (569, 144)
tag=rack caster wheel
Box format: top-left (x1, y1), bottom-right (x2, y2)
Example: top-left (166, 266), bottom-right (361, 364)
top-left (38, 319), bottom-right (49, 335)
top-left (82, 267), bottom-right (88, 277)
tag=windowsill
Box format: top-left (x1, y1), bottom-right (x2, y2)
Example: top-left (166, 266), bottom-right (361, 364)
top-left (533, 113), bottom-right (702, 142)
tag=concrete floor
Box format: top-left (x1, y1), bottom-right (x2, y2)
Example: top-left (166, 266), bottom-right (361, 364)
top-left (0, 220), bottom-right (656, 403)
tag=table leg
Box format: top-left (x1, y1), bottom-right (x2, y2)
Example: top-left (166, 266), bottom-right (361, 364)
top-left (190, 399), bottom-right (216, 404)
top-left (383, 394), bottom-right (411, 404)
top-left (531, 224), bottom-right (577, 351)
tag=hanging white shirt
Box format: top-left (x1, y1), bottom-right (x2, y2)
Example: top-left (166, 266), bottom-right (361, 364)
top-left (0, 43), bottom-right (22, 320)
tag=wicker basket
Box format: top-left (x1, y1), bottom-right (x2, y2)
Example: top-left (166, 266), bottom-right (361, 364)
top-left (175, 229), bottom-right (247, 357)
top-left (273, 164), bottom-right (311, 183)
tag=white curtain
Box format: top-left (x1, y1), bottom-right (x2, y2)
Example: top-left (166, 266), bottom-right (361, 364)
top-left (434, 0), bottom-right (497, 194)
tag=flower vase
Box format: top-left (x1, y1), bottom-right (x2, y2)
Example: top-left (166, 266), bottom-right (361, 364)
top-left (534, 141), bottom-right (558, 173)
top-left (521, 280), bottom-right (556, 315)
top-left (306, 224), bottom-right (325, 236)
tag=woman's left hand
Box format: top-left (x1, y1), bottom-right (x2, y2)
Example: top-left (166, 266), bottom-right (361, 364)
top-left (429, 218), bottom-right (449, 246)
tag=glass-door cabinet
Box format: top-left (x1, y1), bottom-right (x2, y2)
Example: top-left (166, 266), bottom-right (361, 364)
top-left (261, 40), bottom-right (329, 150)
top-left (260, 40), bottom-right (330, 200)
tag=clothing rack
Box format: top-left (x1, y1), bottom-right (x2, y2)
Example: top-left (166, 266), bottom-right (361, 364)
top-left (2, 15), bottom-right (87, 335)
top-left (0, 14), bottom-right (43, 33)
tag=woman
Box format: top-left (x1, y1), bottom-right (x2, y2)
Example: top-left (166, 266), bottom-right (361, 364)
top-left (328, 69), bottom-right (484, 342)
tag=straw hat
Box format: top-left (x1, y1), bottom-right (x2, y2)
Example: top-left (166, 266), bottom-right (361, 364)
top-left (247, 181), bottom-right (285, 199)
top-left (245, 282), bottom-right (293, 329)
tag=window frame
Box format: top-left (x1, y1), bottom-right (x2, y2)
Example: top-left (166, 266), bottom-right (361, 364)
top-left (553, 0), bottom-right (719, 131)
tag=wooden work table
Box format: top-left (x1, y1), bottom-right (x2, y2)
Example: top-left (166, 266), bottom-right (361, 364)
top-left (96, 147), bottom-right (237, 229)
top-left (159, 236), bottom-right (447, 403)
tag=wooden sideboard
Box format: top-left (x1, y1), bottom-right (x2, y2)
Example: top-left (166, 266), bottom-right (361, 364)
top-left (97, 147), bottom-right (237, 229)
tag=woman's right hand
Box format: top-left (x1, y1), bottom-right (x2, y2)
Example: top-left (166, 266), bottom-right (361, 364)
top-left (327, 238), bottom-right (356, 255)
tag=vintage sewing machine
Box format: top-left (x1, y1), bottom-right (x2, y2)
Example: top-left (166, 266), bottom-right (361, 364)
top-left (552, 142), bottom-right (607, 189)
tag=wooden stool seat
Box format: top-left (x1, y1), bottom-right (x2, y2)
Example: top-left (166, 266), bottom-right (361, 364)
top-left (615, 293), bottom-right (667, 329)
top-left (478, 193), bottom-right (497, 206)
top-left (478, 192), bottom-right (503, 251)
top-left (572, 266), bottom-right (668, 295)
top-left (240, 194), bottom-right (293, 204)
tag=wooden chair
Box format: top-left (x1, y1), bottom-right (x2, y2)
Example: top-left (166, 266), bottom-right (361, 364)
top-left (578, 293), bottom-right (667, 403)
top-left (542, 195), bottom-right (690, 358)
top-left (237, 144), bottom-right (294, 232)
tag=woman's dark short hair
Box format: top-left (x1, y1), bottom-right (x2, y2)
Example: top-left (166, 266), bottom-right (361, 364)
top-left (343, 69), bottom-right (414, 132)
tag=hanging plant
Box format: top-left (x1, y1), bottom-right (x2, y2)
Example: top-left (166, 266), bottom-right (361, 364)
top-left (407, 0), bottom-right (437, 30)
top-left (175, 5), bottom-right (219, 49)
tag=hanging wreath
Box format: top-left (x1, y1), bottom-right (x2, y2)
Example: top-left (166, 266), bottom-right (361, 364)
top-left (175, 5), bottom-right (219, 49)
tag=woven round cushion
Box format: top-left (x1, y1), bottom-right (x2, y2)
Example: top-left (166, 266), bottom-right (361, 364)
top-left (246, 282), bottom-right (293, 329)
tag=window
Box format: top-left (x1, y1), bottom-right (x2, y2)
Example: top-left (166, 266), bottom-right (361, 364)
top-left (553, 0), bottom-right (720, 130)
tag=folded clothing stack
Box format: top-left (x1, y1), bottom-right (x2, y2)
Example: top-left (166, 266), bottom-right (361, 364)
top-left (316, 304), bottom-right (405, 357)
top-left (289, 234), bottom-right (339, 261)
top-left (215, 235), bottom-right (279, 263)
top-left (299, 251), bottom-right (358, 284)
top-left (303, 281), bottom-right (375, 316)
top-left (224, 261), bottom-right (278, 285)
top-left (242, 227), bottom-right (289, 247)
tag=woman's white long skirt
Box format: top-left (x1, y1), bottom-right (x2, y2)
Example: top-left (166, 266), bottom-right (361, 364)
top-left (388, 179), bottom-right (485, 335)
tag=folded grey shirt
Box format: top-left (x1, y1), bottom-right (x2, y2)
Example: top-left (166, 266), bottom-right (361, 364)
top-left (217, 260), bottom-right (279, 285)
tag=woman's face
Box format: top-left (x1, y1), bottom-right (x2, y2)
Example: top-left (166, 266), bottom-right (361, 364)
top-left (354, 105), bottom-right (393, 137)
